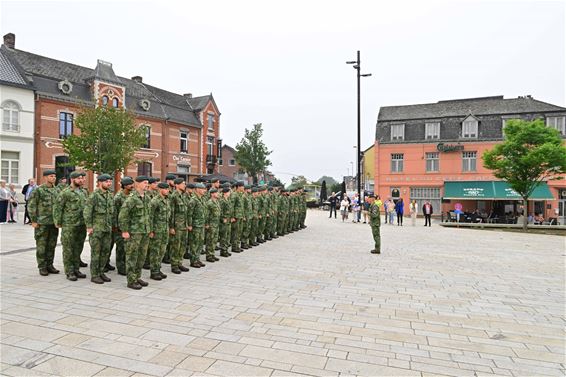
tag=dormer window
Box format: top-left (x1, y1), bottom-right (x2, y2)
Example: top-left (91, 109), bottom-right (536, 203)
top-left (102, 96), bottom-right (109, 106)
top-left (462, 115), bottom-right (478, 138)
top-left (391, 124), bottom-right (405, 141)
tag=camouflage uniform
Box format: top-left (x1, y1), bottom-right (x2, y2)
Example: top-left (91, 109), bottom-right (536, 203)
top-left (278, 194), bottom-right (289, 236)
top-left (369, 201), bottom-right (381, 253)
top-left (148, 193), bottom-right (171, 276)
top-left (219, 194), bottom-right (232, 255)
top-left (118, 190), bottom-right (150, 285)
top-left (111, 189), bottom-right (130, 274)
top-left (188, 195), bottom-right (207, 264)
top-left (263, 191), bottom-right (272, 240)
top-left (230, 190), bottom-right (244, 251)
top-left (84, 188), bottom-right (114, 279)
top-left (270, 191), bottom-right (278, 238)
top-left (205, 197), bottom-right (221, 259)
top-left (28, 183), bottom-right (59, 270)
top-left (53, 185), bottom-right (87, 275)
top-left (241, 191), bottom-right (251, 248)
top-left (300, 191), bottom-right (307, 228)
top-left (169, 190), bottom-right (188, 269)
top-left (249, 192), bottom-right (259, 244)
top-left (257, 192), bottom-right (266, 242)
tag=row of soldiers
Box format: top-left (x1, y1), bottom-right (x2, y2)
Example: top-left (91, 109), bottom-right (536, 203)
top-left (28, 170), bottom-right (308, 290)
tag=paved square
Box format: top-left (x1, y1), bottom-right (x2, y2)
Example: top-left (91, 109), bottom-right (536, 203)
top-left (1, 211), bottom-right (564, 376)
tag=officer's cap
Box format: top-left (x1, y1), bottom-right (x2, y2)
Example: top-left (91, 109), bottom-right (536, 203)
top-left (251, 187), bottom-right (258, 193)
top-left (195, 183), bottom-right (206, 189)
top-left (121, 177), bottom-right (134, 186)
top-left (135, 175), bottom-right (149, 182)
top-left (70, 171), bottom-right (82, 179)
top-left (43, 169), bottom-right (56, 176)
top-left (187, 183), bottom-right (196, 189)
top-left (157, 182), bottom-right (169, 189)
top-left (209, 188), bottom-right (218, 193)
top-left (174, 178), bottom-right (185, 185)
top-left (97, 174), bottom-right (113, 182)
top-left (368, 194), bottom-right (376, 199)
top-left (244, 184), bottom-right (251, 190)
top-left (165, 174), bottom-right (177, 181)
top-left (222, 188), bottom-right (230, 193)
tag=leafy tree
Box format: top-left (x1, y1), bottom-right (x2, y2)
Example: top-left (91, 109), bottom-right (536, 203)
top-left (287, 175), bottom-right (308, 190)
top-left (234, 123), bottom-right (272, 184)
top-left (269, 177), bottom-right (284, 187)
top-left (330, 182), bottom-right (342, 195)
top-left (62, 106), bottom-right (146, 178)
top-left (483, 119), bottom-right (566, 230)
top-left (316, 175), bottom-right (337, 186)
top-left (320, 180), bottom-right (328, 204)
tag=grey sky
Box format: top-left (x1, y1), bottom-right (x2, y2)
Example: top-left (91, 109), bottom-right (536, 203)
top-left (1, 0), bottom-right (564, 184)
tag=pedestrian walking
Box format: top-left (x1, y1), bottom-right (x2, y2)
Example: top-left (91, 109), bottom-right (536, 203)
top-left (395, 198), bottom-right (404, 226)
top-left (28, 170), bottom-right (60, 276)
top-left (362, 196), bottom-right (370, 223)
top-left (423, 200), bottom-right (433, 227)
top-left (0, 180), bottom-right (9, 224)
top-left (339, 196), bottom-right (349, 222)
top-left (7, 183), bottom-right (18, 223)
top-left (409, 200), bottom-right (418, 226)
top-left (387, 199), bottom-right (395, 225)
top-left (368, 195), bottom-right (381, 254)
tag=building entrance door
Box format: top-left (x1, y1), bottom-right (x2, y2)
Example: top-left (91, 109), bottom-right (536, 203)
top-left (558, 200), bottom-right (565, 225)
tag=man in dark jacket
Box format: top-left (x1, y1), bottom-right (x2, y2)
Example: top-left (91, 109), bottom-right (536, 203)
top-left (422, 201), bottom-right (433, 227)
top-left (328, 192), bottom-right (338, 218)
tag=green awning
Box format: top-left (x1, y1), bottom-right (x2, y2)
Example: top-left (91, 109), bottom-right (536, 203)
top-left (443, 181), bottom-right (554, 200)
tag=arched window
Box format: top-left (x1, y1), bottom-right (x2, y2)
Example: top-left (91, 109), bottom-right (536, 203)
top-left (112, 98), bottom-right (119, 108)
top-left (102, 96), bottom-right (109, 106)
top-left (2, 100), bottom-right (21, 132)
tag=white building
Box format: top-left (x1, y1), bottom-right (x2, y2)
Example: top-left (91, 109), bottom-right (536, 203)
top-left (0, 43), bottom-right (35, 188)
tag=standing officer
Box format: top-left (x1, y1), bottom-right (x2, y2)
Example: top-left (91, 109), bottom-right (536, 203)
top-left (219, 187), bottom-right (232, 257)
top-left (148, 182), bottom-right (173, 280)
top-left (53, 171), bottom-right (87, 281)
top-left (111, 176), bottom-right (134, 276)
top-left (118, 176), bottom-right (151, 289)
top-left (368, 195), bottom-right (381, 254)
top-left (28, 169), bottom-right (60, 276)
top-left (188, 183), bottom-right (207, 267)
top-left (230, 182), bottom-right (245, 253)
top-left (204, 188), bottom-right (221, 262)
top-left (169, 178), bottom-right (189, 274)
top-left (84, 174), bottom-right (114, 284)
top-left (162, 173), bottom-right (177, 264)
top-left (277, 189), bottom-right (288, 237)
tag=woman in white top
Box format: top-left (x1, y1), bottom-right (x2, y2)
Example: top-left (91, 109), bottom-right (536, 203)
top-left (340, 197), bottom-right (349, 222)
top-left (0, 180), bottom-right (9, 224)
top-left (409, 200), bottom-right (418, 226)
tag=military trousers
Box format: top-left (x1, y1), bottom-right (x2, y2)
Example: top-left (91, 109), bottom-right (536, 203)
top-left (248, 217), bottom-right (258, 244)
top-left (271, 214), bottom-right (278, 236)
top-left (125, 233), bottom-right (149, 284)
top-left (205, 226), bottom-right (219, 256)
top-left (277, 214), bottom-right (286, 235)
top-left (190, 226), bottom-right (205, 262)
top-left (35, 224), bottom-right (59, 269)
top-left (148, 232), bottom-right (168, 274)
top-left (61, 225), bottom-right (86, 274)
top-left (371, 224), bottom-right (381, 252)
top-left (264, 216), bottom-right (272, 238)
top-left (230, 219), bottom-right (242, 250)
top-left (112, 231), bottom-right (126, 274)
top-left (170, 228), bottom-right (187, 268)
top-left (89, 230), bottom-right (112, 277)
top-left (240, 218), bottom-right (249, 246)
top-left (219, 221), bottom-right (231, 251)
top-left (257, 217), bottom-right (266, 240)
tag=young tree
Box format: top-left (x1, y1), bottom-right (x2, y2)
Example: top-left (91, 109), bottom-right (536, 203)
top-left (62, 106), bottom-right (146, 178)
top-left (234, 123), bottom-right (272, 184)
top-left (316, 176), bottom-right (338, 186)
top-left (483, 119), bottom-right (566, 230)
top-left (320, 180), bottom-right (328, 204)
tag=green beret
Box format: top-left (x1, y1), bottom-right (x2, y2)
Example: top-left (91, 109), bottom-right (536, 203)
top-left (135, 175), bottom-right (149, 182)
top-left (187, 183), bottom-right (196, 189)
top-left (222, 182), bottom-right (231, 187)
top-left (148, 177), bottom-right (159, 184)
top-left (209, 188), bottom-right (218, 193)
top-left (97, 174), bottom-right (113, 182)
top-left (252, 187), bottom-right (258, 193)
top-left (121, 177), bottom-right (134, 185)
top-left (70, 171), bottom-right (82, 179)
top-left (244, 184), bottom-right (251, 189)
top-left (43, 169), bottom-right (56, 176)
top-left (211, 178), bottom-right (219, 183)
top-left (165, 174), bottom-right (177, 180)
top-left (236, 181), bottom-right (244, 187)
top-left (174, 178), bottom-right (185, 185)
top-left (195, 183), bottom-right (206, 189)
top-left (222, 188), bottom-right (230, 193)
top-left (157, 182), bottom-right (169, 189)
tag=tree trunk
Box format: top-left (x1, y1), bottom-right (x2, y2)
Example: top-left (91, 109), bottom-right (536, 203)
top-left (522, 197), bottom-right (528, 231)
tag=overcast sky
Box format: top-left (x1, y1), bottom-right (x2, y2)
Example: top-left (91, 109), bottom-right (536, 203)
top-left (1, 0), bottom-right (564, 183)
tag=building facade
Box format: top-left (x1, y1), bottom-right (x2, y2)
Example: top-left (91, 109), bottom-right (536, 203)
top-left (1, 33), bottom-right (222, 190)
top-left (218, 144), bottom-right (249, 183)
top-left (374, 95), bottom-right (566, 223)
top-left (361, 144), bottom-right (375, 193)
top-left (0, 40), bottom-right (34, 188)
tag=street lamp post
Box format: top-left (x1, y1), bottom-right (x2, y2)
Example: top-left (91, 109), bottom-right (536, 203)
top-left (347, 51), bottom-right (371, 203)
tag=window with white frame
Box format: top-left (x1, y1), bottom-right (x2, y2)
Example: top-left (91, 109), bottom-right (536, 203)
top-left (1, 151), bottom-right (19, 184)
top-left (137, 162), bottom-right (152, 177)
top-left (462, 117), bottom-right (478, 138)
top-left (218, 159), bottom-right (223, 166)
top-left (462, 151), bottom-right (477, 172)
top-left (391, 153), bottom-right (404, 172)
top-left (177, 164), bottom-right (191, 173)
top-left (425, 122), bottom-right (440, 139)
top-left (547, 116), bottom-right (565, 135)
top-left (410, 187), bottom-right (441, 215)
top-left (2, 101), bottom-right (20, 132)
top-left (229, 159), bottom-right (236, 166)
top-left (180, 130), bottom-right (188, 153)
top-left (141, 125), bottom-right (151, 149)
top-left (59, 112), bottom-right (73, 139)
top-left (425, 152), bottom-right (439, 172)
top-left (391, 124), bottom-right (404, 141)
top-left (208, 114), bottom-right (214, 130)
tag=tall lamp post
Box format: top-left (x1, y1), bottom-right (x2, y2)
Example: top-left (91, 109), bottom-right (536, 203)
top-left (347, 51), bottom-right (371, 202)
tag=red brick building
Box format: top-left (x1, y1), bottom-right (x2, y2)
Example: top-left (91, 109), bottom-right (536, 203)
top-left (1, 33), bottom-right (222, 190)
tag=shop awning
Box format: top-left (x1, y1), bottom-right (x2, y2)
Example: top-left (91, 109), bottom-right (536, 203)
top-left (443, 181), bottom-right (554, 200)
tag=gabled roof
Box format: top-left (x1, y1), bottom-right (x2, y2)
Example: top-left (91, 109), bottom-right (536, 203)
top-left (378, 96), bottom-right (566, 122)
top-left (188, 94), bottom-right (221, 115)
top-left (0, 47), bottom-right (31, 88)
top-left (222, 144), bottom-right (236, 153)
top-left (0, 45), bottom-right (204, 127)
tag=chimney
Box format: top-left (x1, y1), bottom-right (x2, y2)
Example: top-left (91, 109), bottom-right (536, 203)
top-left (3, 33), bottom-right (15, 49)
top-left (131, 76), bottom-right (143, 83)
top-left (184, 93), bottom-right (193, 98)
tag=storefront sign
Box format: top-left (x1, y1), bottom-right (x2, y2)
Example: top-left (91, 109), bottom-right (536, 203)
top-left (173, 155), bottom-right (191, 164)
top-left (437, 143), bottom-right (464, 152)
top-left (462, 187), bottom-right (486, 197)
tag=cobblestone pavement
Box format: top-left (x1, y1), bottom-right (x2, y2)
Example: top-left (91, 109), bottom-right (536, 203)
top-left (1, 210), bottom-right (564, 376)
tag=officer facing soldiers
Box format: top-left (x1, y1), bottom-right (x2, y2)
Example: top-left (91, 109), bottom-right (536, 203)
top-left (111, 176), bottom-right (134, 276)
top-left (53, 171), bottom-right (88, 281)
top-left (119, 176), bottom-right (151, 289)
top-left (148, 182), bottom-right (173, 280)
top-left (368, 195), bottom-right (381, 254)
top-left (204, 188), bottom-right (221, 262)
top-left (188, 183), bottom-right (207, 267)
top-left (219, 186), bottom-right (232, 257)
top-left (84, 174), bottom-right (114, 284)
top-left (28, 169), bottom-right (60, 276)
top-left (170, 178), bottom-right (190, 274)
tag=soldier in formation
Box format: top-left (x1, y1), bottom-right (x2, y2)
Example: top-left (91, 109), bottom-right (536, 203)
top-left (32, 170), bottom-right (309, 289)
